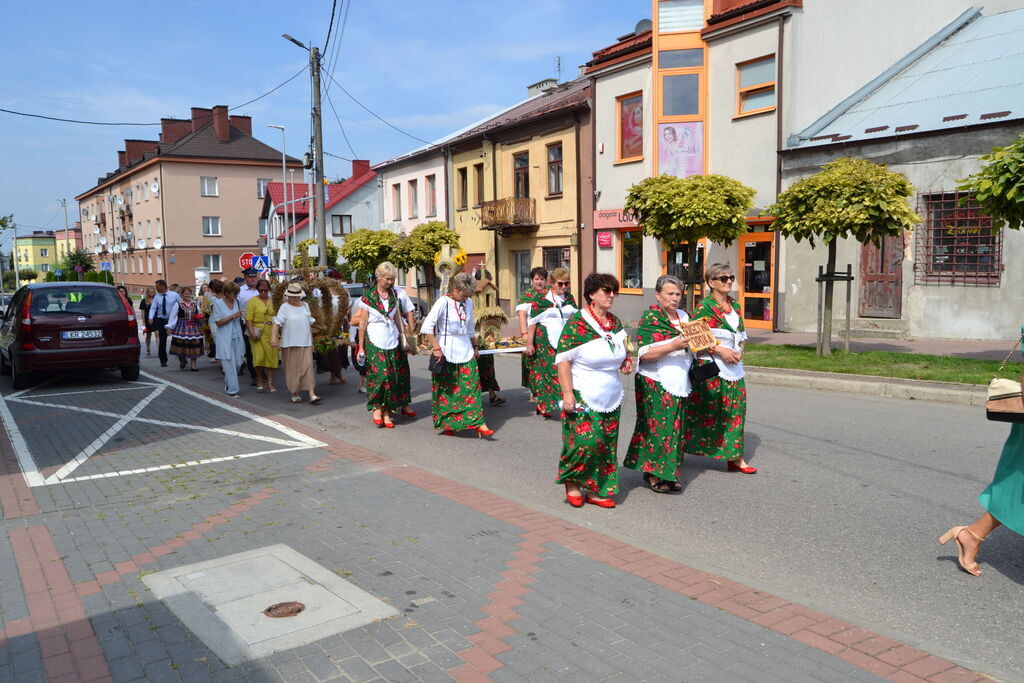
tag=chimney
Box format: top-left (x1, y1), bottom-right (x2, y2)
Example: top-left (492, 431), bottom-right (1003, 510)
top-left (125, 140), bottom-right (159, 165)
top-left (351, 160), bottom-right (372, 177)
top-left (527, 78), bottom-right (559, 98)
top-left (117, 151), bottom-right (127, 168)
top-left (191, 107), bottom-right (213, 132)
top-left (212, 105), bottom-right (230, 142)
top-left (229, 115), bottom-right (252, 136)
top-left (160, 117), bottom-right (192, 144)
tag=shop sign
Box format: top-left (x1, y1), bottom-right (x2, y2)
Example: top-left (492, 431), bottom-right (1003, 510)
top-left (597, 232), bottom-right (614, 248)
top-left (593, 209), bottom-right (638, 230)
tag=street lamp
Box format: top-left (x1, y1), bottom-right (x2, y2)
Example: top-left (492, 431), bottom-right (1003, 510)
top-left (267, 125), bottom-right (289, 276)
top-left (282, 34), bottom-right (307, 50)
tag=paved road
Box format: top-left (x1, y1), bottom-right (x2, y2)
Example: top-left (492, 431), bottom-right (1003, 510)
top-left (0, 348), bottom-right (1015, 681)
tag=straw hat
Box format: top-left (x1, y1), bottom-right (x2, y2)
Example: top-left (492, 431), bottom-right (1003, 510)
top-left (284, 283), bottom-right (304, 298)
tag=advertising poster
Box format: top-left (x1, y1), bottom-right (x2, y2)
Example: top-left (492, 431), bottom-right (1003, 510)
top-left (658, 122), bottom-right (703, 178)
top-left (619, 95), bottom-right (643, 159)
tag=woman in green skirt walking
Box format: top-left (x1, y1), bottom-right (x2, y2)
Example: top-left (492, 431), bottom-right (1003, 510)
top-left (556, 273), bottom-right (632, 508)
top-left (684, 263), bottom-right (758, 474)
top-left (516, 267), bottom-right (548, 397)
top-left (624, 275), bottom-right (694, 493)
top-left (357, 262), bottom-right (409, 429)
top-left (421, 273), bottom-right (494, 438)
top-left (525, 267), bottom-right (578, 418)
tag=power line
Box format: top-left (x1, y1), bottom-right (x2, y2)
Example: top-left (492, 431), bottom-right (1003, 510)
top-left (0, 65), bottom-right (307, 127)
top-left (324, 0), bottom-right (351, 97)
top-left (323, 0), bottom-right (339, 58)
top-left (320, 66), bottom-right (432, 145)
top-left (325, 151), bottom-right (353, 162)
top-left (323, 87), bottom-right (358, 159)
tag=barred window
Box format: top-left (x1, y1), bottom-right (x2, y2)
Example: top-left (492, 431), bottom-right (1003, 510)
top-left (915, 192), bottom-right (1001, 286)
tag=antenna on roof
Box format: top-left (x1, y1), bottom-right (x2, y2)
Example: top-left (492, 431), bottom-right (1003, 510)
top-left (556, 56), bottom-right (562, 83)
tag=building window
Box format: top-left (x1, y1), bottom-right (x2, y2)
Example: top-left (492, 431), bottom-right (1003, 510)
top-left (513, 153), bottom-right (530, 199)
top-left (542, 246), bottom-right (570, 274)
top-left (257, 178), bottom-right (272, 199)
top-left (659, 49), bottom-right (703, 68)
top-left (474, 164), bottom-right (485, 206)
top-left (737, 55), bottom-right (776, 116)
top-left (145, 219), bottom-right (151, 238)
top-left (617, 92), bottom-right (644, 162)
top-left (200, 176), bottom-right (219, 197)
top-left (135, 184), bottom-right (142, 204)
top-left (662, 72), bottom-right (701, 117)
top-left (408, 179), bottom-right (418, 218)
top-left (547, 144), bottom-right (563, 196)
top-left (143, 182), bottom-right (149, 201)
top-left (155, 218), bottom-right (161, 238)
top-left (203, 254), bottom-right (222, 273)
top-left (392, 183), bottom-right (401, 220)
top-left (147, 255), bottom-right (152, 274)
top-left (457, 168), bottom-right (468, 209)
top-left (40, 263), bottom-right (50, 272)
top-left (619, 231), bottom-right (644, 292)
top-left (259, 218), bottom-right (268, 236)
top-left (40, 248), bottom-right (48, 257)
top-left (157, 257), bottom-right (162, 274)
top-left (202, 216), bottom-right (221, 236)
top-left (658, 0), bottom-right (704, 32)
top-left (425, 174), bottom-right (437, 216)
top-left (915, 192), bottom-right (1002, 286)
top-left (332, 215), bottom-right (353, 236)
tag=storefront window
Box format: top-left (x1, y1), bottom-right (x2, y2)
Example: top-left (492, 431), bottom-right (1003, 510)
top-left (620, 231), bottom-right (643, 291)
top-left (665, 242), bottom-right (704, 300)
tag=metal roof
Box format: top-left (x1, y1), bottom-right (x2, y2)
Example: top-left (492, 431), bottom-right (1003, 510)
top-left (794, 8), bottom-right (1024, 148)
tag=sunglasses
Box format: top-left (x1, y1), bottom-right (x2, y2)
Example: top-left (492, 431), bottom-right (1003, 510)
top-left (555, 281), bottom-right (570, 286)
top-left (714, 275), bottom-right (737, 283)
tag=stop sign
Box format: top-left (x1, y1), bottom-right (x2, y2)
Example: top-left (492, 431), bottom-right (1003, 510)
top-left (239, 252), bottom-right (255, 270)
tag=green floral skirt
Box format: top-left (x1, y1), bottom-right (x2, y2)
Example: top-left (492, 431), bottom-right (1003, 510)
top-left (396, 348), bottom-right (412, 404)
top-left (557, 390), bottom-right (621, 497)
top-left (364, 340), bottom-right (407, 412)
top-left (478, 354), bottom-right (500, 392)
top-left (528, 327), bottom-right (560, 414)
top-left (432, 358), bottom-right (485, 431)
top-left (624, 375), bottom-right (686, 481)
top-left (683, 371), bottom-right (746, 461)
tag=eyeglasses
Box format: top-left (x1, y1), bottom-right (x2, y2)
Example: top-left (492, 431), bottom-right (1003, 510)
top-left (555, 281), bottom-right (570, 286)
top-left (714, 275), bottom-right (737, 283)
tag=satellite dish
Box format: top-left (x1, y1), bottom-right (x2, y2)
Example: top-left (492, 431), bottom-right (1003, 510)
top-left (635, 18), bottom-right (652, 34)
top-left (153, 238), bottom-right (163, 249)
top-left (99, 236), bottom-right (107, 245)
top-left (137, 239), bottom-right (146, 249)
top-left (124, 187), bottom-right (132, 196)
top-left (90, 215), bottom-right (97, 222)
top-left (150, 182), bottom-right (160, 194)
top-left (93, 226), bottom-right (100, 235)
top-left (94, 246), bottom-right (102, 254)
top-left (81, 208), bottom-right (88, 217)
top-left (117, 196), bottom-right (124, 206)
top-left (120, 241), bottom-right (128, 251)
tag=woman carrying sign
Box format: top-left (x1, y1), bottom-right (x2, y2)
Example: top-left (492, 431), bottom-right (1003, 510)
top-left (624, 275), bottom-right (694, 493)
top-left (357, 262), bottom-right (408, 428)
top-left (555, 273), bottom-right (632, 508)
top-left (525, 268), bottom-right (578, 418)
top-left (684, 263), bottom-right (757, 473)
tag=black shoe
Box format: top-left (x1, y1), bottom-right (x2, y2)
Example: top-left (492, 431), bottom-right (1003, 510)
top-left (179, 359), bottom-right (187, 370)
top-left (160, 363), bottom-right (168, 367)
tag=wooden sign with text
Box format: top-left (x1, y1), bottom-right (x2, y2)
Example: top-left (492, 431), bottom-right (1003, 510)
top-left (680, 318), bottom-right (716, 353)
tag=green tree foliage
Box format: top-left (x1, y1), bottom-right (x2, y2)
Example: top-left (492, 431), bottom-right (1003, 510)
top-left (18, 269), bottom-right (38, 281)
top-left (291, 238), bottom-right (341, 269)
top-left (959, 134), bottom-right (1024, 230)
top-left (338, 229), bottom-right (398, 282)
top-left (389, 221), bottom-right (460, 305)
top-left (0, 215), bottom-right (12, 232)
top-left (769, 157), bottom-right (920, 354)
top-left (60, 249), bottom-right (96, 277)
top-left (625, 174), bottom-right (756, 309)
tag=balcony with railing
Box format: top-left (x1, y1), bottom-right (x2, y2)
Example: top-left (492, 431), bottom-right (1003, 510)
top-left (480, 197), bottom-right (538, 237)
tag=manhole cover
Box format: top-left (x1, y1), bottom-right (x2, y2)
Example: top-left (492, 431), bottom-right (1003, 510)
top-left (263, 601), bottom-right (305, 618)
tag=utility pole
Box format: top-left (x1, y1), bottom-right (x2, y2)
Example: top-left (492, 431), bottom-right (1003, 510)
top-left (59, 198), bottom-right (70, 264)
top-left (310, 46), bottom-right (328, 267)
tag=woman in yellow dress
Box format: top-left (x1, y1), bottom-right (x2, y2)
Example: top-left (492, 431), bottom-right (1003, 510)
top-left (245, 279), bottom-right (278, 392)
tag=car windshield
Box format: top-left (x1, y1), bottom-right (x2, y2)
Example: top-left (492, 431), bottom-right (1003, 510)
top-left (30, 287), bottom-right (123, 316)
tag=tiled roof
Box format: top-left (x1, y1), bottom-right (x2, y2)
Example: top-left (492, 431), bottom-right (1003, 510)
top-left (264, 182), bottom-right (313, 218)
top-left (585, 30), bottom-right (652, 73)
top-left (160, 124), bottom-right (301, 163)
top-left (277, 164), bottom-right (377, 239)
top-left (794, 8), bottom-right (1024, 148)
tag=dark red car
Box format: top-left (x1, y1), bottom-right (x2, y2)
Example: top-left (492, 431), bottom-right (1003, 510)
top-left (0, 282), bottom-right (141, 389)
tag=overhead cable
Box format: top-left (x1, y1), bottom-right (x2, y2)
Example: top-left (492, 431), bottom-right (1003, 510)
top-left (321, 67), bottom-right (432, 145)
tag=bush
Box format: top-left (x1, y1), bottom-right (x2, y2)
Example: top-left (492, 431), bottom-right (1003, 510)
top-left (18, 269), bottom-right (38, 281)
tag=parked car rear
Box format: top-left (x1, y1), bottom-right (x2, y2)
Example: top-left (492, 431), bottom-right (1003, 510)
top-left (0, 282), bottom-right (141, 389)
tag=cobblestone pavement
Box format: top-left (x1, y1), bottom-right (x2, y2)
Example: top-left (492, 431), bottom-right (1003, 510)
top-left (0, 365), bottom-right (993, 682)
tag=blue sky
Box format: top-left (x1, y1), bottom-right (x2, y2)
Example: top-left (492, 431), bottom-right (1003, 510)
top-left (0, 0), bottom-right (649, 249)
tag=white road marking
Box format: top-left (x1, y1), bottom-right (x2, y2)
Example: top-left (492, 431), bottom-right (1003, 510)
top-left (0, 390), bottom-right (46, 487)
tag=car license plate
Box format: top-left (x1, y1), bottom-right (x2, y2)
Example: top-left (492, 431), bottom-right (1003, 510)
top-left (61, 330), bottom-right (102, 340)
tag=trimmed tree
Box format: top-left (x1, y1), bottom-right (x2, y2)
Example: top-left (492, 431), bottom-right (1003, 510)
top-left (625, 174), bottom-right (756, 311)
top-left (18, 269), bottom-right (38, 282)
top-left (959, 132), bottom-right (1024, 230)
top-left (389, 221), bottom-right (460, 305)
top-left (338, 229), bottom-right (398, 283)
top-left (291, 238), bottom-right (341, 270)
top-left (60, 249), bottom-right (96, 280)
top-left (769, 157), bottom-right (921, 355)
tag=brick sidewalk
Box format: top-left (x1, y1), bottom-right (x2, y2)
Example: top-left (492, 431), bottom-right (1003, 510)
top-left (0, 372), bottom-right (992, 682)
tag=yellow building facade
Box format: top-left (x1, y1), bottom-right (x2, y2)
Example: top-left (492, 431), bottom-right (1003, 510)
top-left (450, 141), bottom-right (496, 279)
top-left (15, 233), bottom-right (57, 281)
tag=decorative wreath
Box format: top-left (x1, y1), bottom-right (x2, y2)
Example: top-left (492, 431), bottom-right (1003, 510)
top-left (271, 277), bottom-right (350, 355)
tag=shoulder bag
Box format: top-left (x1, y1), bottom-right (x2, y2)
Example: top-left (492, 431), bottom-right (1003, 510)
top-left (986, 334), bottom-right (1024, 423)
top-left (428, 301), bottom-right (448, 375)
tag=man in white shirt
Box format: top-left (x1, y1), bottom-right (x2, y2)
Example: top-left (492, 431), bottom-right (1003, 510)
top-left (147, 279), bottom-right (181, 367)
top-left (237, 267), bottom-right (260, 385)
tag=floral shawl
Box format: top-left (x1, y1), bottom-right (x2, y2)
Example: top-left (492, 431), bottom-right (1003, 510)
top-left (691, 294), bottom-right (744, 334)
top-left (635, 305), bottom-right (689, 348)
top-left (556, 310), bottom-right (625, 356)
top-left (530, 290), bottom-right (578, 318)
top-left (361, 287), bottom-right (399, 321)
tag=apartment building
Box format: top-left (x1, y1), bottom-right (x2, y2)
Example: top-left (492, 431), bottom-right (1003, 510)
top-left (14, 231), bottom-right (57, 281)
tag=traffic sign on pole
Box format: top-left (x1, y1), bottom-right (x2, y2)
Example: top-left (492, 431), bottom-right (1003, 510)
top-left (101, 262), bottom-right (112, 271)
top-left (252, 255), bottom-right (270, 270)
top-left (239, 252), bottom-right (255, 270)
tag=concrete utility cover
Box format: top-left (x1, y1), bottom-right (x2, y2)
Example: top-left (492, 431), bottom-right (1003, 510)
top-left (142, 544), bottom-right (397, 666)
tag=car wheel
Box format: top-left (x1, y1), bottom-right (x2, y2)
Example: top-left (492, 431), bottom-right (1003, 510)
top-left (0, 350), bottom-right (10, 377)
top-left (120, 365), bottom-right (140, 381)
top-left (10, 354), bottom-right (30, 391)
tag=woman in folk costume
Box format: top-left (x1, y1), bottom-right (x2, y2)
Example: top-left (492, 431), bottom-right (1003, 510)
top-left (516, 267), bottom-right (549, 396)
top-left (422, 273), bottom-right (495, 438)
top-left (525, 268), bottom-right (578, 419)
top-left (357, 262), bottom-right (409, 428)
top-left (624, 275), bottom-right (696, 492)
top-left (684, 263), bottom-right (757, 473)
top-left (555, 273), bottom-right (633, 508)
top-left (393, 285), bottom-right (418, 418)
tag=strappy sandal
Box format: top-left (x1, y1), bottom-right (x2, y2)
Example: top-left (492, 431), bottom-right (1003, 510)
top-left (489, 396), bottom-right (506, 406)
top-left (939, 526), bottom-right (983, 576)
top-left (643, 472), bottom-right (674, 494)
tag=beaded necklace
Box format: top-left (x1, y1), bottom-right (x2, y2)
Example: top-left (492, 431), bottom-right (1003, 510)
top-left (588, 304), bottom-right (614, 331)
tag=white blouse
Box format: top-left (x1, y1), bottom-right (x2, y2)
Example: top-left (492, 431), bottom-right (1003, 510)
top-left (709, 309), bottom-right (748, 381)
top-left (637, 308), bottom-right (693, 398)
top-left (421, 296), bottom-right (475, 364)
top-left (529, 291), bottom-right (578, 350)
top-left (554, 311), bottom-right (628, 413)
top-left (358, 293), bottom-right (401, 350)
top-left (273, 302), bottom-right (315, 348)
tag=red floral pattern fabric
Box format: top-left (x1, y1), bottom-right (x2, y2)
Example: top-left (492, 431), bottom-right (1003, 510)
top-left (623, 375), bottom-right (686, 481)
top-left (477, 354), bottom-right (500, 392)
top-left (683, 374), bottom-right (746, 461)
top-left (364, 339), bottom-right (408, 412)
top-left (431, 358), bottom-right (485, 431)
top-left (556, 390), bottom-right (621, 496)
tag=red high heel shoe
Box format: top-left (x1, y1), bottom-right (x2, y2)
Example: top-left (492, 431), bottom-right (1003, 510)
top-left (565, 486), bottom-right (584, 508)
top-left (536, 406), bottom-right (550, 419)
top-left (476, 426), bottom-right (495, 439)
top-left (401, 408), bottom-right (417, 418)
top-left (440, 429), bottom-right (455, 436)
top-left (372, 416), bottom-right (384, 427)
top-left (585, 495), bottom-right (615, 508)
top-left (727, 460), bottom-right (757, 474)
top-left (383, 421), bottom-right (395, 429)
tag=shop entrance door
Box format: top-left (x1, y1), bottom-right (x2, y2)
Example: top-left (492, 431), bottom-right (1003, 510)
top-left (858, 235), bottom-right (902, 318)
top-left (513, 250), bottom-right (531, 303)
top-left (664, 241), bottom-right (706, 307)
top-left (739, 233), bottom-right (774, 329)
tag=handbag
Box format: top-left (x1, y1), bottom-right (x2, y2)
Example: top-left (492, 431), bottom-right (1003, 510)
top-left (428, 303), bottom-right (448, 375)
top-left (689, 355), bottom-right (720, 384)
top-left (986, 334), bottom-right (1024, 423)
